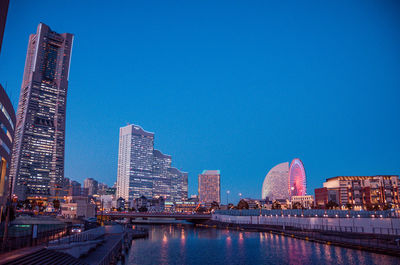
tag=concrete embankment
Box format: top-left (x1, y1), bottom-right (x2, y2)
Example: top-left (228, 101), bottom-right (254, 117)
top-left (199, 219), bottom-right (400, 257)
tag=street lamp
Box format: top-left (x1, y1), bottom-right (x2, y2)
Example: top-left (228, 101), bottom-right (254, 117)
top-left (226, 190), bottom-right (230, 206)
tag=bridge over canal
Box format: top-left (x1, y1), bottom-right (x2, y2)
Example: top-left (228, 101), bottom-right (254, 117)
top-left (100, 212), bottom-right (211, 223)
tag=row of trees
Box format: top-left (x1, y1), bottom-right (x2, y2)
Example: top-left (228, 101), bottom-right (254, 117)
top-left (325, 200), bottom-right (393, 211)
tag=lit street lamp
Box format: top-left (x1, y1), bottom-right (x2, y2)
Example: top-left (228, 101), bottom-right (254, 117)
top-left (226, 190), bottom-right (230, 205)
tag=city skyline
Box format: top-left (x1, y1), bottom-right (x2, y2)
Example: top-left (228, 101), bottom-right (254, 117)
top-left (0, 1), bottom-right (399, 202)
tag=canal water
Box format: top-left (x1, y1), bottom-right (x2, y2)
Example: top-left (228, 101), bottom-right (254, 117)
top-left (127, 224), bottom-right (400, 265)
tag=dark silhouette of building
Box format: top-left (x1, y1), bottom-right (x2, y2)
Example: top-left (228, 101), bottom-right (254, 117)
top-left (0, 0), bottom-right (9, 54)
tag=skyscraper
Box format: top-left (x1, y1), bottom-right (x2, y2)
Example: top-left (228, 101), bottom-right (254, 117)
top-left (10, 23), bottom-right (74, 200)
top-left (117, 124), bottom-right (155, 201)
top-left (152, 149), bottom-right (172, 200)
top-left (198, 170), bottom-right (220, 205)
top-left (84, 178), bottom-right (98, 196)
top-left (289, 158), bottom-right (306, 198)
top-left (168, 167), bottom-right (188, 202)
top-left (261, 162), bottom-right (289, 201)
top-left (116, 123), bottom-right (188, 203)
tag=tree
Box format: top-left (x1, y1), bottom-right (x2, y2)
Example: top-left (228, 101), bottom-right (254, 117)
top-left (196, 206), bottom-right (208, 213)
top-left (227, 203), bottom-right (234, 210)
top-left (292, 202), bottom-right (302, 209)
top-left (372, 204), bottom-right (380, 211)
top-left (383, 203), bottom-right (392, 211)
top-left (271, 201), bottom-right (281, 210)
top-left (325, 200), bottom-right (339, 210)
top-left (210, 201), bottom-right (220, 211)
top-left (237, 199), bottom-right (249, 210)
top-left (345, 203), bottom-right (353, 211)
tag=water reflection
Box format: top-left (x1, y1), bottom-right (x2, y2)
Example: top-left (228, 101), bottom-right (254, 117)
top-left (127, 224), bottom-right (400, 265)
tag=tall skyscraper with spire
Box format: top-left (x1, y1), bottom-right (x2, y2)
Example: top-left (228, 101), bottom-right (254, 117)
top-left (10, 23), bottom-right (74, 200)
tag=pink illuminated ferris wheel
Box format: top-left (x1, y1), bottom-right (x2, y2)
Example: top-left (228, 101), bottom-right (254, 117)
top-left (289, 158), bottom-right (306, 198)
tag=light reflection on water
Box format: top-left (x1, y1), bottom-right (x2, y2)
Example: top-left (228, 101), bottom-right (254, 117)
top-left (128, 224), bottom-right (400, 265)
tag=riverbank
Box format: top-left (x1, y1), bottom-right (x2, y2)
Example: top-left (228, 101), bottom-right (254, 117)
top-left (200, 220), bottom-right (400, 257)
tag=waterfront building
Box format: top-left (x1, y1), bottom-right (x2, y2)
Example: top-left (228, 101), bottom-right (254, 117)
top-left (152, 149), bottom-right (172, 200)
top-left (116, 124), bottom-right (188, 203)
top-left (10, 23), bottom-right (74, 200)
top-left (242, 198), bottom-right (263, 209)
top-left (261, 162), bottom-right (289, 201)
top-left (132, 195), bottom-right (165, 212)
top-left (291, 195), bottom-right (314, 209)
top-left (289, 158), bottom-right (306, 198)
top-left (117, 124), bottom-right (154, 201)
top-left (84, 178), bottom-right (98, 196)
top-left (198, 170), bottom-right (220, 205)
top-left (314, 187), bottom-right (339, 208)
top-left (168, 167), bottom-right (188, 202)
top-left (315, 175), bottom-right (400, 210)
top-left (60, 196), bottom-right (96, 219)
top-left (174, 198), bottom-right (198, 213)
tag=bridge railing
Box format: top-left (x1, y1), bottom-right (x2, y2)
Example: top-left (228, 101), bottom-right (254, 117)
top-left (48, 226), bottom-right (105, 246)
top-left (214, 209), bottom-right (396, 218)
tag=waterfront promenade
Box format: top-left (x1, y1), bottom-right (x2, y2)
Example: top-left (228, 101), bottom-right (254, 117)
top-left (211, 209), bottom-right (400, 256)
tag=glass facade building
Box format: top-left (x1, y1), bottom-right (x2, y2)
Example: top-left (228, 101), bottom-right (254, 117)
top-left (289, 158), bottom-right (307, 198)
top-left (198, 170), bottom-right (220, 205)
top-left (10, 23), bottom-right (73, 200)
top-left (261, 162), bottom-right (289, 201)
top-left (152, 149), bottom-right (172, 200)
top-left (0, 84), bottom-right (16, 216)
top-left (116, 124), bottom-right (187, 203)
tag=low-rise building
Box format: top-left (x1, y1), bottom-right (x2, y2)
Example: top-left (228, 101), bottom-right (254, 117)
top-left (291, 195), bottom-right (314, 209)
top-left (132, 196), bottom-right (165, 212)
top-left (61, 196), bottom-right (96, 219)
top-left (315, 175), bottom-right (400, 210)
top-left (174, 199), bottom-right (198, 213)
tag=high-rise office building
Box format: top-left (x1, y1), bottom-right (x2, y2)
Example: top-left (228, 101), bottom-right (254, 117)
top-left (152, 149), bottom-right (172, 200)
top-left (289, 158), bottom-right (306, 198)
top-left (69, 180), bottom-right (81, 197)
top-left (198, 170), bottom-right (220, 205)
top-left (10, 23), bottom-right (74, 200)
top-left (261, 162), bottom-right (289, 201)
top-left (117, 124), bottom-right (154, 201)
top-left (168, 167), bottom-right (188, 202)
top-left (116, 124), bottom-right (188, 203)
top-left (84, 178), bottom-right (98, 196)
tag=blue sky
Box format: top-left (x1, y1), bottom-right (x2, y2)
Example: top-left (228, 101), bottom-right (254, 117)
top-left (1, 1), bottom-right (399, 203)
